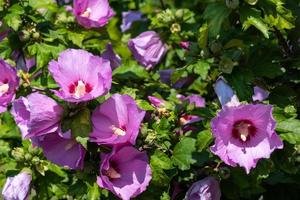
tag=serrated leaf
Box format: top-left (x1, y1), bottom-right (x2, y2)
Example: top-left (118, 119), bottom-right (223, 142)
top-left (171, 137), bottom-right (196, 170)
top-left (277, 119), bottom-right (300, 144)
top-left (240, 7), bottom-right (270, 38)
top-left (203, 2), bottom-right (231, 37)
top-left (113, 61), bottom-right (149, 80)
top-left (196, 130), bottom-right (213, 152)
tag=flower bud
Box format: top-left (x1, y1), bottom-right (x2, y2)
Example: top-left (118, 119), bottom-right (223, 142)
top-left (170, 23), bottom-right (181, 33)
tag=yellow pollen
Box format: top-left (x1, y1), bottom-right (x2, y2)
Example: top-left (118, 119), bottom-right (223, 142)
top-left (0, 83), bottom-right (9, 96)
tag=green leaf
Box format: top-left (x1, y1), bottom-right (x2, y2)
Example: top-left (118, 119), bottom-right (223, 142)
top-left (71, 108), bottom-right (92, 138)
top-left (87, 183), bottom-right (100, 200)
top-left (113, 61), bottom-right (149, 80)
top-left (196, 130), bottom-right (213, 152)
top-left (191, 60), bottom-right (211, 80)
top-left (171, 137), bottom-right (196, 170)
top-left (150, 150), bottom-right (174, 186)
top-left (47, 163), bottom-right (68, 178)
top-left (277, 119), bottom-right (300, 144)
top-left (240, 7), bottom-right (270, 38)
top-left (203, 2), bottom-right (231, 37)
top-left (198, 23), bottom-right (208, 49)
top-left (136, 99), bottom-right (155, 111)
top-left (68, 32), bottom-right (85, 47)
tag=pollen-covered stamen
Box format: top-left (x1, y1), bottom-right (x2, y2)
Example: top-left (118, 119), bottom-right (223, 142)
top-left (81, 7), bottom-right (92, 17)
top-left (111, 126), bottom-right (126, 136)
top-left (232, 120), bottom-right (257, 142)
top-left (0, 83), bottom-right (9, 96)
top-left (106, 167), bottom-right (121, 179)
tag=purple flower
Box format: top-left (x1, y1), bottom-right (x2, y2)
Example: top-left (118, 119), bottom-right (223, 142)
top-left (11, 93), bottom-right (63, 139)
top-left (179, 41), bottom-right (190, 50)
top-left (128, 31), bottom-right (167, 69)
top-left (73, 0), bottom-right (115, 29)
top-left (0, 60), bottom-right (19, 113)
top-left (11, 50), bottom-right (36, 72)
top-left (148, 96), bottom-right (165, 108)
top-left (184, 177), bottom-right (221, 200)
top-left (179, 94), bottom-right (205, 126)
top-left (210, 104), bottom-right (283, 173)
top-left (0, 29), bottom-right (10, 42)
top-left (49, 49), bottom-right (112, 103)
top-left (159, 69), bottom-right (193, 89)
top-left (101, 43), bottom-right (121, 70)
top-left (121, 11), bottom-right (144, 32)
top-left (214, 77), bottom-right (240, 107)
top-left (252, 86), bottom-right (269, 102)
top-left (2, 172), bottom-right (32, 200)
top-left (33, 131), bottom-right (86, 169)
top-left (90, 94), bottom-right (145, 145)
top-left (97, 145), bottom-right (151, 200)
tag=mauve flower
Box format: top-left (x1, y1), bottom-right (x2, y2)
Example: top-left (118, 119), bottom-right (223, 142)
top-left (33, 131), bottom-right (86, 169)
top-left (210, 104), bottom-right (283, 173)
top-left (0, 60), bottom-right (19, 113)
top-left (159, 69), bottom-right (193, 89)
top-left (90, 94), bottom-right (145, 145)
top-left (184, 177), bottom-right (221, 200)
top-left (97, 145), bottom-right (151, 200)
top-left (73, 0), bottom-right (115, 29)
top-left (0, 29), bottom-right (10, 42)
top-left (11, 93), bottom-right (63, 139)
top-left (128, 31), bottom-right (167, 69)
top-left (101, 43), bottom-right (121, 70)
top-left (252, 86), bottom-right (269, 102)
top-left (214, 77), bottom-right (240, 107)
top-left (179, 94), bottom-right (205, 126)
top-left (121, 11), bottom-right (144, 32)
top-left (11, 50), bottom-right (36, 72)
top-left (179, 41), bottom-right (190, 50)
top-left (148, 96), bottom-right (165, 108)
top-left (2, 172), bottom-right (32, 200)
top-left (49, 49), bottom-right (112, 103)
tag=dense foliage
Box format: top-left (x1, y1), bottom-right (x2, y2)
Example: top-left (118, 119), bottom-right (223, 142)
top-left (0, 0), bottom-right (300, 199)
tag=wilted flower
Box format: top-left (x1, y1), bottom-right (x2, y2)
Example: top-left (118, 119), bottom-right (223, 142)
top-left (33, 131), bottom-right (86, 170)
top-left (120, 11), bottom-right (144, 32)
top-left (49, 49), bottom-right (112, 103)
top-left (90, 94), bottom-right (145, 145)
top-left (0, 59), bottom-right (19, 113)
top-left (97, 145), bottom-right (151, 200)
top-left (128, 31), bottom-right (167, 69)
top-left (210, 104), bottom-right (283, 173)
top-left (101, 43), bottom-right (121, 70)
top-left (252, 86), bottom-right (269, 102)
top-left (11, 93), bottom-right (63, 139)
top-left (184, 177), bottom-right (221, 200)
top-left (2, 172), bottom-right (32, 200)
top-left (73, 0), bottom-right (115, 29)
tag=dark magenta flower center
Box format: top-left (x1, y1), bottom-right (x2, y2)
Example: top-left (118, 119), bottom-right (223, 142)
top-left (69, 80), bottom-right (92, 99)
top-left (232, 119), bottom-right (257, 142)
top-left (105, 161), bottom-right (121, 180)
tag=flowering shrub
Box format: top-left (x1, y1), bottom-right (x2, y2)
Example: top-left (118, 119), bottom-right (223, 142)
top-left (0, 0), bottom-right (300, 199)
